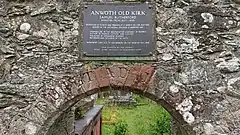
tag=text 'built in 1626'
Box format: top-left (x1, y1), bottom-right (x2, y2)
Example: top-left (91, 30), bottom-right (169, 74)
top-left (83, 3), bottom-right (153, 56)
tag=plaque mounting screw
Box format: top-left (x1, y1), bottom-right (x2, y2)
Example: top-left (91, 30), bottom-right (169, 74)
top-left (149, 52), bottom-right (153, 56)
top-left (83, 52), bottom-right (87, 55)
top-left (84, 5), bottom-right (88, 8)
top-left (149, 5), bottom-right (152, 9)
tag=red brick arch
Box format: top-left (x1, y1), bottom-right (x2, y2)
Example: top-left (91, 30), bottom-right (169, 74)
top-left (36, 64), bottom-right (195, 135)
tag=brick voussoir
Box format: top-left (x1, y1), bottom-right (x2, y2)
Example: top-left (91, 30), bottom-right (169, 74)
top-left (108, 64), bottom-right (130, 88)
top-left (124, 65), bottom-right (142, 90)
top-left (81, 70), bottom-right (100, 92)
top-left (94, 67), bottom-right (110, 88)
top-left (132, 65), bottom-right (156, 91)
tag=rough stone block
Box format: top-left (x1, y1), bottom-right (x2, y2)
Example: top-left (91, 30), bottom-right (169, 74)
top-left (145, 71), bottom-right (157, 94)
top-left (40, 88), bottom-right (60, 105)
top-left (82, 71), bottom-right (99, 91)
top-left (94, 67), bottom-right (110, 88)
top-left (81, 71), bottom-right (99, 92)
top-left (124, 65), bottom-right (141, 89)
top-left (133, 65), bottom-right (155, 90)
top-left (107, 65), bottom-right (129, 88)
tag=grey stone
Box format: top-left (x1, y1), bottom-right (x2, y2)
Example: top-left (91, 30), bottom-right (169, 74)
top-left (31, 4), bottom-right (56, 16)
top-left (203, 123), bottom-right (215, 135)
top-left (0, 27), bottom-right (10, 33)
top-left (227, 77), bottom-right (240, 98)
top-left (17, 33), bottom-right (30, 40)
top-left (216, 57), bottom-right (240, 73)
top-left (33, 30), bottom-right (48, 38)
top-left (175, 37), bottom-right (199, 54)
top-left (162, 0), bottom-right (172, 7)
top-left (162, 53), bottom-right (174, 61)
top-left (72, 30), bottom-right (79, 36)
top-left (7, 5), bottom-right (30, 17)
top-left (179, 72), bottom-right (189, 84)
top-left (25, 122), bottom-right (37, 135)
top-left (232, 0), bottom-right (240, 4)
top-left (217, 87), bottom-right (226, 93)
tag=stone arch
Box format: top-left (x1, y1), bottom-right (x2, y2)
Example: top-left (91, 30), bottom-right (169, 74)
top-left (36, 63), bottom-right (195, 135)
top-left (1, 0), bottom-right (240, 135)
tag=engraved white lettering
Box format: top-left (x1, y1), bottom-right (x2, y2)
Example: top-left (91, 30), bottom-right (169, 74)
top-left (90, 11), bottom-right (117, 16)
top-left (90, 10), bottom-right (146, 16)
top-left (131, 11), bottom-right (146, 16)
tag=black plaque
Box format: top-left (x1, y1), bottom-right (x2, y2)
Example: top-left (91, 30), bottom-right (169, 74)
top-left (83, 3), bottom-right (153, 56)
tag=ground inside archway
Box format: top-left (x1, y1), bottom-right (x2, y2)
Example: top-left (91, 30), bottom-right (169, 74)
top-left (96, 95), bottom-right (171, 135)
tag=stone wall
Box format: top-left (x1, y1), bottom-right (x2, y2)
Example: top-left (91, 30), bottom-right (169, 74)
top-left (46, 108), bottom-right (74, 135)
top-left (0, 0), bottom-right (240, 135)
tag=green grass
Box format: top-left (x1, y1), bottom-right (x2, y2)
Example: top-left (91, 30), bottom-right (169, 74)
top-left (96, 95), bottom-right (171, 135)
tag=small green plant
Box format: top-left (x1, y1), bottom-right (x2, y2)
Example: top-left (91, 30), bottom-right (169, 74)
top-left (114, 121), bottom-right (128, 135)
top-left (150, 114), bottom-right (171, 135)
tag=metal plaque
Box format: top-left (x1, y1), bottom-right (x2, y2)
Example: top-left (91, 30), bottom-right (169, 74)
top-left (83, 3), bottom-right (153, 56)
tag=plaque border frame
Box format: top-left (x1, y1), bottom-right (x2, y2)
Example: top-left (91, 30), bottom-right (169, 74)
top-left (78, 1), bottom-right (156, 61)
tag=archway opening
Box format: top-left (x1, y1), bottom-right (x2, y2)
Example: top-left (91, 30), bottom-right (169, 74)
top-left (95, 91), bottom-right (172, 135)
top-left (43, 87), bottom-right (192, 135)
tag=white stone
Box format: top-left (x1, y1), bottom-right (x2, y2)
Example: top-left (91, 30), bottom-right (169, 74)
top-left (182, 37), bottom-right (199, 46)
top-left (176, 97), bottom-right (193, 112)
top-left (156, 27), bottom-right (162, 32)
top-left (216, 104), bottom-right (224, 111)
top-left (216, 57), bottom-right (240, 73)
top-left (179, 72), bottom-right (189, 84)
top-left (25, 122), bottom-right (37, 135)
top-left (33, 30), bottom-right (48, 38)
top-left (180, 37), bottom-right (199, 53)
top-left (228, 77), bottom-right (240, 86)
top-left (169, 85), bottom-right (179, 93)
top-left (193, 104), bottom-right (201, 111)
top-left (201, 13), bottom-right (214, 23)
top-left (20, 23), bottom-right (31, 33)
top-left (228, 20), bottom-right (234, 25)
top-left (227, 77), bottom-right (240, 93)
top-left (214, 58), bottom-right (225, 63)
top-left (236, 29), bottom-right (240, 34)
top-left (156, 41), bottom-right (166, 48)
top-left (174, 81), bottom-right (184, 86)
top-left (17, 34), bottom-right (30, 40)
top-left (18, 73), bottom-right (24, 77)
top-left (73, 21), bottom-right (79, 29)
top-left (162, 0), bottom-right (172, 6)
top-left (182, 112), bottom-right (195, 124)
top-left (219, 51), bottom-right (232, 57)
top-left (212, 0), bottom-right (220, 3)
top-left (203, 123), bottom-right (215, 135)
top-left (202, 25), bottom-right (209, 29)
top-left (72, 30), bottom-right (79, 36)
top-left (163, 0), bottom-right (171, 3)
top-left (162, 53), bottom-right (174, 61)
top-left (12, 65), bottom-right (19, 70)
top-left (217, 87), bottom-right (226, 93)
top-left (55, 86), bottom-right (61, 98)
top-left (175, 8), bottom-right (186, 15)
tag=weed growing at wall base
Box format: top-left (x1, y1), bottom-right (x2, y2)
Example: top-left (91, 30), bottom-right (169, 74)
top-left (114, 121), bottom-right (128, 135)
